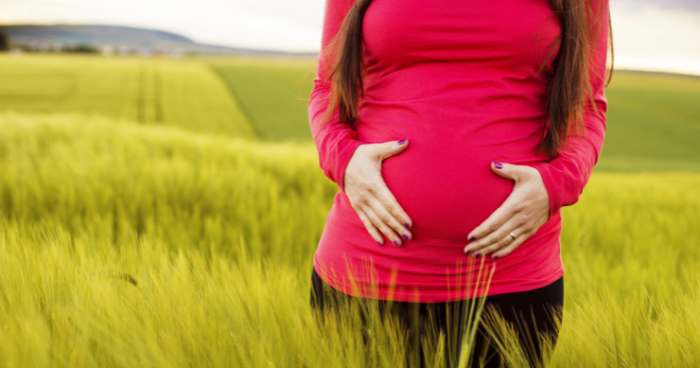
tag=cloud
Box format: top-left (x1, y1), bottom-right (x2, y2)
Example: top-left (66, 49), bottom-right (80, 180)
top-left (616, 0), bottom-right (700, 11)
top-left (611, 2), bottom-right (700, 75)
top-left (0, 0), bottom-right (325, 51)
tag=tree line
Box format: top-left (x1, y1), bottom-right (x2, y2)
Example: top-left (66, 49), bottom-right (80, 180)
top-left (0, 32), bottom-right (98, 53)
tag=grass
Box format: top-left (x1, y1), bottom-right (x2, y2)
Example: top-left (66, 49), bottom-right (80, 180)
top-left (0, 54), bottom-right (255, 137)
top-left (0, 53), bottom-right (698, 367)
top-left (0, 112), bottom-right (327, 264)
top-left (210, 57), bottom-right (316, 141)
top-left (599, 70), bottom-right (700, 171)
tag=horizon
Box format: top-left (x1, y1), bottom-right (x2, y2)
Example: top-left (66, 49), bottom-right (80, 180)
top-left (1, 0), bottom-right (698, 76)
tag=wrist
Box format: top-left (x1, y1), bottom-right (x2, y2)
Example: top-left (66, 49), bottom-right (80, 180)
top-left (337, 139), bottom-right (365, 193)
top-left (529, 162), bottom-right (560, 220)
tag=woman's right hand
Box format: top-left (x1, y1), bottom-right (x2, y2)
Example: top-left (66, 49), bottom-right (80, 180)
top-left (343, 139), bottom-right (413, 247)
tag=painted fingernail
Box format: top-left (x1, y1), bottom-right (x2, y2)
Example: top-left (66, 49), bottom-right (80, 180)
top-left (398, 139), bottom-right (407, 145)
top-left (401, 233), bottom-right (409, 241)
top-left (393, 239), bottom-right (402, 247)
top-left (468, 235), bottom-right (476, 242)
top-left (493, 161), bottom-right (503, 169)
top-left (403, 222), bottom-right (412, 229)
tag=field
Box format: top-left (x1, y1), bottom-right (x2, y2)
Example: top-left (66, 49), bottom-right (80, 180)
top-left (0, 54), bottom-right (699, 367)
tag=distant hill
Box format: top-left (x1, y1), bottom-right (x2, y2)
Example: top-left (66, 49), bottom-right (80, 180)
top-left (0, 24), bottom-right (315, 56)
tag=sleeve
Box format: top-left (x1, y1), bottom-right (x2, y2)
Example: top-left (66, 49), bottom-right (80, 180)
top-left (307, 0), bottom-right (365, 193)
top-left (530, 0), bottom-right (610, 219)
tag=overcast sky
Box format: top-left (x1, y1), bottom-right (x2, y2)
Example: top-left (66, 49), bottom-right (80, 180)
top-left (1, 0), bottom-right (698, 75)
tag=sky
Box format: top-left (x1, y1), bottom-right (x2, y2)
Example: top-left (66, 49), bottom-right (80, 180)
top-left (1, 0), bottom-right (699, 75)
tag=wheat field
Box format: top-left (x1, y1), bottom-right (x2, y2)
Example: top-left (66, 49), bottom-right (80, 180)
top-left (0, 54), bottom-right (699, 367)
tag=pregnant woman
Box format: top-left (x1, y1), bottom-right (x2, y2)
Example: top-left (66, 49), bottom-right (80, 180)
top-left (308, 0), bottom-right (611, 366)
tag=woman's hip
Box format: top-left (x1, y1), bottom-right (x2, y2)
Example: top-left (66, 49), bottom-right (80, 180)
top-left (309, 264), bottom-right (563, 318)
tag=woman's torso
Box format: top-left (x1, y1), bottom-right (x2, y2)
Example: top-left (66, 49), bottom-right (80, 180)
top-left (313, 0), bottom-right (566, 302)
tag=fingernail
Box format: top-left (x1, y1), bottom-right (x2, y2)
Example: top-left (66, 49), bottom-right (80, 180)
top-left (376, 239), bottom-right (384, 246)
top-left (403, 222), bottom-right (412, 229)
top-left (401, 233), bottom-right (409, 241)
top-left (492, 161), bottom-right (503, 169)
top-left (393, 239), bottom-right (402, 247)
top-left (398, 139), bottom-right (407, 145)
top-left (468, 235), bottom-right (476, 242)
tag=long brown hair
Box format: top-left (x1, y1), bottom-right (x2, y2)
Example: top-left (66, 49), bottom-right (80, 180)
top-left (321, 0), bottom-right (614, 158)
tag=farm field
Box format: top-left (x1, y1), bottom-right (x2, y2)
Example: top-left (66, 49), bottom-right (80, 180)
top-left (0, 53), bottom-right (699, 367)
top-left (210, 57), bottom-right (316, 141)
top-left (0, 55), bottom-right (254, 137)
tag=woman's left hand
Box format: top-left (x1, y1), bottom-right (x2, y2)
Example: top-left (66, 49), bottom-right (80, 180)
top-left (463, 161), bottom-right (550, 259)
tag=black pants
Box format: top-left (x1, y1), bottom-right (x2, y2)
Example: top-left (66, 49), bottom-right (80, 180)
top-left (309, 267), bottom-right (563, 368)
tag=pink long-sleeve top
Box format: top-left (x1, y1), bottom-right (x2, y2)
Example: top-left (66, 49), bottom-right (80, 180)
top-left (309, 0), bottom-right (609, 302)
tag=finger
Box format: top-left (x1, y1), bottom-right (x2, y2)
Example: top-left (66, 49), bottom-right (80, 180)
top-left (490, 161), bottom-right (526, 182)
top-left (466, 194), bottom-right (521, 243)
top-left (491, 228), bottom-right (535, 259)
top-left (473, 224), bottom-right (524, 257)
top-left (363, 204), bottom-right (403, 247)
top-left (356, 207), bottom-right (384, 245)
top-left (371, 180), bottom-right (413, 227)
top-left (474, 236), bottom-right (512, 258)
top-left (370, 180), bottom-right (412, 230)
top-left (370, 139), bottom-right (409, 160)
top-left (464, 214), bottom-right (523, 255)
top-left (366, 192), bottom-right (412, 241)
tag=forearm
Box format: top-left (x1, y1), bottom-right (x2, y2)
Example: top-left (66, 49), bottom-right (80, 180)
top-left (307, 0), bottom-right (365, 192)
top-left (531, 0), bottom-right (610, 218)
top-left (308, 77), bottom-right (364, 192)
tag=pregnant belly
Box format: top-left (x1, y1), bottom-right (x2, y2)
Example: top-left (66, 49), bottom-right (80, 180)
top-left (350, 99), bottom-right (550, 245)
top-left (377, 139), bottom-right (517, 243)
